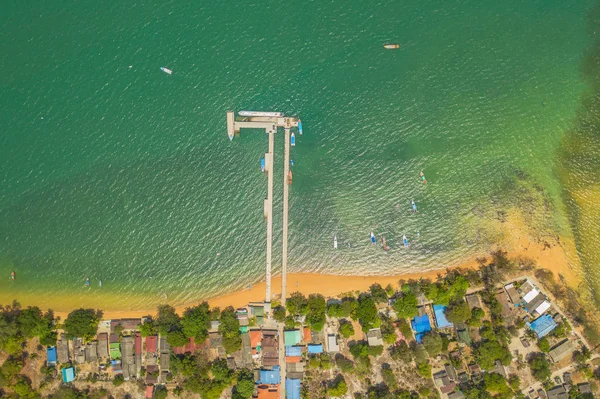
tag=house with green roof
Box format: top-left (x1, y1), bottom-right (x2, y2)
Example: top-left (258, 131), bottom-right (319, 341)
top-left (110, 343), bottom-right (121, 359)
top-left (284, 330), bottom-right (302, 346)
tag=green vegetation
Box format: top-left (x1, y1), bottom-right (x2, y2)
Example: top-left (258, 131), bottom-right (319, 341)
top-left (389, 341), bottom-right (412, 363)
top-left (139, 320), bottom-right (156, 337)
top-left (474, 338), bottom-right (512, 370)
top-left (112, 374), bottom-right (125, 386)
top-left (181, 302), bottom-right (211, 342)
top-left (339, 319), bottom-right (355, 338)
top-left (63, 308), bottom-right (103, 341)
top-left (306, 294), bottom-right (326, 331)
top-left (445, 299), bottom-right (471, 325)
top-left (287, 292), bottom-right (308, 315)
top-left (422, 331), bottom-right (442, 357)
top-left (537, 337), bottom-right (550, 353)
top-left (272, 305), bottom-right (286, 322)
top-left (381, 364), bottom-right (397, 390)
top-left (154, 386), bottom-right (169, 399)
top-left (369, 283), bottom-right (389, 304)
top-left (233, 368), bottom-right (254, 399)
top-left (334, 354), bottom-right (354, 373)
top-left (328, 374), bottom-right (348, 397)
top-left (380, 316), bottom-right (397, 345)
top-left (219, 306), bottom-right (241, 354)
top-left (356, 294), bottom-right (380, 332)
top-left (528, 353), bottom-right (551, 381)
top-left (421, 272), bottom-right (470, 305)
top-left (0, 302), bottom-right (57, 355)
top-left (392, 291), bottom-right (418, 319)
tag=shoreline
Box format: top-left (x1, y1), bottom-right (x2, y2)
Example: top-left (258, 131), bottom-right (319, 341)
top-left (50, 227), bottom-right (580, 321)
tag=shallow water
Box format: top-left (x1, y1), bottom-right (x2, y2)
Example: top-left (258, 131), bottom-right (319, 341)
top-left (0, 0), bottom-right (595, 311)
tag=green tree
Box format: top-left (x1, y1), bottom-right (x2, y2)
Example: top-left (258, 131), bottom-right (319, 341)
top-left (307, 294), bottom-right (326, 331)
top-left (273, 305), bottom-right (286, 322)
top-left (483, 373), bottom-right (511, 395)
top-left (334, 355), bottom-right (354, 373)
top-left (385, 284), bottom-right (396, 297)
top-left (181, 302), bottom-right (211, 341)
top-left (417, 362), bottom-right (431, 378)
top-left (367, 345), bottom-right (384, 357)
top-left (154, 386), bottom-right (168, 399)
top-left (370, 283), bottom-right (389, 304)
top-left (392, 292), bottom-right (418, 319)
top-left (219, 307), bottom-right (241, 354)
top-left (113, 374), bottom-right (125, 386)
top-left (139, 321), bottom-right (156, 337)
top-left (445, 300), bottom-right (471, 324)
top-left (63, 308), bottom-right (102, 340)
top-left (380, 316), bottom-right (397, 345)
top-left (48, 385), bottom-right (86, 399)
top-left (390, 341), bottom-right (412, 363)
top-left (167, 329), bottom-right (189, 347)
top-left (234, 368), bottom-right (255, 399)
top-left (155, 304), bottom-right (181, 335)
top-left (381, 364), bottom-right (397, 390)
top-left (356, 294), bottom-right (380, 332)
top-left (508, 375), bottom-right (521, 391)
top-left (528, 353), bottom-right (551, 381)
top-left (339, 320), bottom-right (355, 338)
top-left (286, 292), bottom-right (308, 315)
top-left (475, 339), bottom-right (512, 370)
top-left (422, 331), bottom-right (442, 357)
top-left (341, 297), bottom-right (358, 318)
top-left (211, 358), bottom-right (233, 382)
top-left (396, 318), bottom-right (413, 340)
top-left (538, 337), bottom-right (550, 353)
top-left (328, 374), bottom-right (348, 397)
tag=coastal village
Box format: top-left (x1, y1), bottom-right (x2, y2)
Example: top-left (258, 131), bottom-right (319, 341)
top-left (1, 254), bottom-right (599, 399)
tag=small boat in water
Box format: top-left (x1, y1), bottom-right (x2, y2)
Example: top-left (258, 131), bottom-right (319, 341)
top-left (160, 67), bottom-right (173, 75)
top-left (298, 120), bottom-right (303, 135)
top-left (384, 44), bottom-right (401, 49)
top-left (260, 157), bottom-right (266, 172)
top-left (288, 171), bottom-right (293, 185)
top-left (334, 235), bottom-right (338, 249)
top-left (370, 232), bottom-right (376, 244)
top-left (403, 235), bottom-right (409, 247)
top-left (291, 132), bottom-right (296, 146)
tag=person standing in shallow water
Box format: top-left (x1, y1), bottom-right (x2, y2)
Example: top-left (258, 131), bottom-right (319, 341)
top-left (420, 170), bottom-right (427, 184)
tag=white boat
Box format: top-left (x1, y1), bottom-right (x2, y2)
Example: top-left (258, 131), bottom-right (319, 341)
top-left (334, 235), bottom-right (338, 249)
top-left (239, 111), bottom-right (284, 117)
top-left (291, 132), bottom-right (296, 146)
top-left (160, 67), bottom-right (172, 75)
top-left (298, 120), bottom-right (303, 135)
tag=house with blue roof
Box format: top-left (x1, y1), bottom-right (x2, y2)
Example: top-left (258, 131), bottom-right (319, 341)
top-left (47, 347), bottom-right (57, 365)
top-left (259, 366), bottom-right (280, 384)
top-left (411, 313), bottom-right (432, 343)
top-left (307, 344), bottom-right (323, 354)
top-left (433, 305), bottom-right (453, 329)
top-left (285, 346), bottom-right (302, 357)
top-left (528, 314), bottom-right (557, 338)
top-left (62, 366), bottom-right (75, 383)
top-left (286, 378), bottom-right (301, 399)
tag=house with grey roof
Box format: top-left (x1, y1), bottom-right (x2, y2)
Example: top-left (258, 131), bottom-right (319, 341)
top-left (367, 328), bottom-right (383, 347)
top-left (546, 386), bottom-right (567, 399)
top-left (548, 339), bottom-right (575, 363)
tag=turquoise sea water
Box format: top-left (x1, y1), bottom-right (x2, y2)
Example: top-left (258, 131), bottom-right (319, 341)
top-left (0, 0), bottom-right (595, 311)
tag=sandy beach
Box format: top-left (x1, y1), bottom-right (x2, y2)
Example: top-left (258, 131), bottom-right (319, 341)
top-left (51, 216), bottom-right (581, 321)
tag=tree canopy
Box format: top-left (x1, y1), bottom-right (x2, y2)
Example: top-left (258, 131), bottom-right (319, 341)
top-left (155, 304), bottom-right (181, 335)
top-left (528, 353), bottom-right (551, 381)
top-left (369, 283), bottom-right (389, 304)
top-left (328, 375), bottom-right (348, 397)
top-left (181, 302), bottom-right (211, 341)
top-left (234, 368), bottom-right (255, 399)
top-left (445, 300), bottom-right (471, 325)
top-left (306, 294), bottom-right (326, 331)
top-left (356, 294), bottom-right (380, 332)
top-left (422, 331), bottom-right (443, 357)
top-left (63, 308), bottom-right (102, 340)
top-left (219, 307), bottom-right (241, 354)
top-left (339, 320), bottom-right (355, 338)
top-left (286, 292), bottom-right (308, 315)
top-left (392, 292), bottom-right (418, 319)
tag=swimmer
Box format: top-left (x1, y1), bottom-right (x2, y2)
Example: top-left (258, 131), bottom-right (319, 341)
top-left (420, 170), bottom-right (427, 184)
top-left (417, 231), bottom-right (421, 238)
top-left (370, 232), bottom-right (376, 244)
top-left (85, 277), bottom-right (90, 287)
top-left (403, 235), bottom-right (409, 247)
top-left (411, 199), bottom-right (417, 212)
top-left (11, 271), bottom-right (15, 280)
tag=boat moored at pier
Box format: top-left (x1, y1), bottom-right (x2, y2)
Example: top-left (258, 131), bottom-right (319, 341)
top-left (239, 111), bottom-right (284, 117)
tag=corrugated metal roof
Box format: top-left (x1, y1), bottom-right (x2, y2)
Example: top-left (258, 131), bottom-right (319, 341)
top-left (286, 378), bottom-right (301, 399)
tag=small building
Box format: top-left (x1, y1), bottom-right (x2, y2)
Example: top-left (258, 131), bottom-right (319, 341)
top-left (411, 314), bottom-right (432, 343)
top-left (145, 385), bottom-right (154, 399)
top-left (465, 294), bottom-right (482, 310)
top-left (307, 344), bottom-right (323, 354)
top-left (97, 333), bottom-right (109, 359)
top-left (367, 328), bottom-right (384, 347)
top-left (528, 314), bottom-right (558, 338)
top-left (146, 336), bottom-right (158, 353)
top-left (110, 318), bottom-right (140, 332)
top-left (250, 330), bottom-right (262, 349)
top-left (110, 343), bottom-right (121, 359)
top-left (85, 342), bottom-right (98, 363)
top-left (259, 367), bottom-right (281, 384)
top-left (62, 367), bottom-right (75, 383)
top-left (577, 383), bottom-right (592, 395)
top-left (448, 392), bottom-right (465, 399)
top-left (256, 384), bottom-right (279, 399)
top-left (444, 364), bottom-right (457, 381)
top-left (504, 284), bottom-right (520, 305)
top-left (57, 337), bottom-right (69, 364)
top-left (458, 372), bottom-right (469, 384)
top-left (521, 281), bottom-right (539, 303)
top-left (526, 293), bottom-right (547, 314)
top-left (434, 305), bottom-right (454, 329)
top-left (548, 339), bottom-right (575, 363)
top-left (491, 360), bottom-right (507, 378)
top-left (433, 371), bottom-right (450, 388)
top-left (303, 327), bottom-right (312, 343)
top-left (262, 331), bottom-right (279, 367)
top-left (146, 365), bottom-right (159, 384)
top-left (286, 378), bottom-right (301, 399)
top-left (440, 383), bottom-right (457, 394)
top-left (327, 334), bottom-right (339, 353)
top-left (546, 386), bottom-right (567, 399)
top-left (286, 346), bottom-right (302, 357)
top-left (457, 329), bottom-right (471, 345)
top-left (284, 330), bottom-right (302, 346)
top-left (497, 289), bottom-right (515, 322)
top-left (160, 352), bottom-right (170, 372)
top-left (47, 347), bottom-right (57, 365)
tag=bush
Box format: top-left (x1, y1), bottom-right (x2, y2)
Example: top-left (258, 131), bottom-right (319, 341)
top-left (397, 318), bottom-right (413, 340)
top-left (392, 292), bottom-right (418, 319)
top-left (63, 308), bottom-right (102, 340)
top-left (538, 337), bottom-right (550, 353)
top-left (528, 353), bottom-right (551, 381)
top-left (381, 364), bottom-right (397, 390)
top-left (356, 294), bottom-right (380, 332)
top-left (334, 355), bottom-right (354, 373)
top-left (139, 321), bottom-right (156, 337)
top-left (113, 374), bottom-right (125, 386)
top-left (328, 375), bottom-right (348, 397)
top-left (272, 306), bottom-right (286, 323)
top-left (367, 345), bottom-right (384, 357)
top-left (154, 386), bottom-right (168, 399)
top-left (417, 362), bottom-right (431, 378)
top-left (390, 341), bottom-right (412, 362)
top-left (339, 320), bottom-right (355, 338)
top-left (181, 302), bottom-right (211, 341)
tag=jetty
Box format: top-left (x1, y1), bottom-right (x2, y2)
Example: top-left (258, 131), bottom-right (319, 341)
top-left (226, 111), bottom-right (299, 314)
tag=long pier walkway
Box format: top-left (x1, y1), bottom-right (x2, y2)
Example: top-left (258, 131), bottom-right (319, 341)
top-left (227, 111), bottom-right (298, 313)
